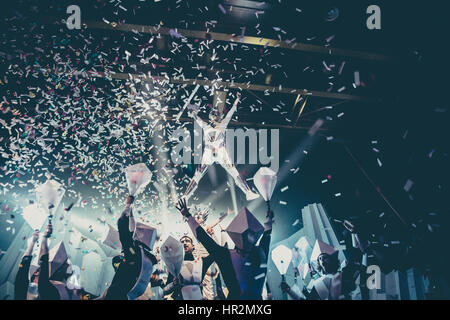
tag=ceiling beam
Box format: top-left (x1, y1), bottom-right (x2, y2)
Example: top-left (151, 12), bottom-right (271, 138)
top-left (90, 71), bottom-right (380, 102)
top-left (164, 117), bottom-right (330, 132)
top-left (86, 20), bottom-right (391, 62)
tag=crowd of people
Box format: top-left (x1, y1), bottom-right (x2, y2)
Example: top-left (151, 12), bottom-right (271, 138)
top-left (13, 192), bottom-right (377, 301)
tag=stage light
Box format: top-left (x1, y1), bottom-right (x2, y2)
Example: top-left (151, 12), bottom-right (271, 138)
top-left (325, 6), bottom-right (340, 22)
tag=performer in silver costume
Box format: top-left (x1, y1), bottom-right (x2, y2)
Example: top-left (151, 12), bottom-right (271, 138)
top-left (184, 93), bottom-right (259, 201)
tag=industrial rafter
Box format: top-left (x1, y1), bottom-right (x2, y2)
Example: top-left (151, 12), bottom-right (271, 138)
top-left (86, 21), bottom-right (392, 62)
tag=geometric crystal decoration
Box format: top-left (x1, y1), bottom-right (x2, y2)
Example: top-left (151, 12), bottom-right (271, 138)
top-left (125, 163), bottom-right (152, 196)
top-left (100, 223), bottom-right (122, 250)
top-left (310, 239), bottom-right (337, 263)
top-left (35, 179), bottom-right (65, 214)
top-left (160, 235), bottom-right (184, 276)
top-left (292, 236), bottom-right (313, 279)
top-left (271, 244), bottom-right (292, 275)
top-left (300, 262), bottom-right (310, 280)
top-left (225, 207), bottom-right (264, 251)
top-left (293, 236), bottom-right (313, 265)
top-left (133, 222), bottom-right (157, 250)
top-left (48, 241), bottom-right (69, 278)
top-left (253, 167), bottom-right (277, 201)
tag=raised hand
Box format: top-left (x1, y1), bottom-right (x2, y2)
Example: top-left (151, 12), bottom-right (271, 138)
top-left (43, 223), bottom-right (53, 238)
top-left (31, 230), bottom-right (39, 243)
top-left (280, 281), bottom-right (291, 293)
top-left (126, 195), bottom-right (135, 206)
top-left (175, 198), bottom-right (191, 217)
top-left (232, 92), bottom-right (241, 108)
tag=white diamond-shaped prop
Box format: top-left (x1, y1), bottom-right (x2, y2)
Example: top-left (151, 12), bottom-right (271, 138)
top-left (253, 167), bottom-right (277, 201)
top-left (160, 235), bottom-right (184, 276)
top-left (292, 236), bottom-right (313, 273)
top-left (22, 204), bottom-right (47, 230)
top-left (35, 179), bottom-right (65, 214)
top-left (125, 163), bottom-right (152, 196)
top-left (271, 244), bottom-right (293, 275)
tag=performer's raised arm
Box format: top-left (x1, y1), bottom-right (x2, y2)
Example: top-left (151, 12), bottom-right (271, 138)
top-left (176, 199), bottom-right (223, 257)
top-left (189, 105), bottom-right (208, 129)
top-left (220, 93), bottom-right (240, 127)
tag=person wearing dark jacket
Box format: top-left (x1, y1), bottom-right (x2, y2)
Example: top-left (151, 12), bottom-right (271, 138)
top-left (176, 198), bottom-right (274, 300)
top-left (37, 223), bottom-right (83, 300)
top-left (104, 195), bottom-right (158, 300)
top-left (14, 230), bottom-right (39, 300)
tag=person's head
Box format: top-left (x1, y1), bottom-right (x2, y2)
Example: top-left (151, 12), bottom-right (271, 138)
top-left (209, 108), bottom-right (222, 124)
top-left (180, 235), bottom-right (194, 253)
top-left (316, 252), bottom-right (340, 275)
top-left (310, 240), bottom-right (338, 275)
